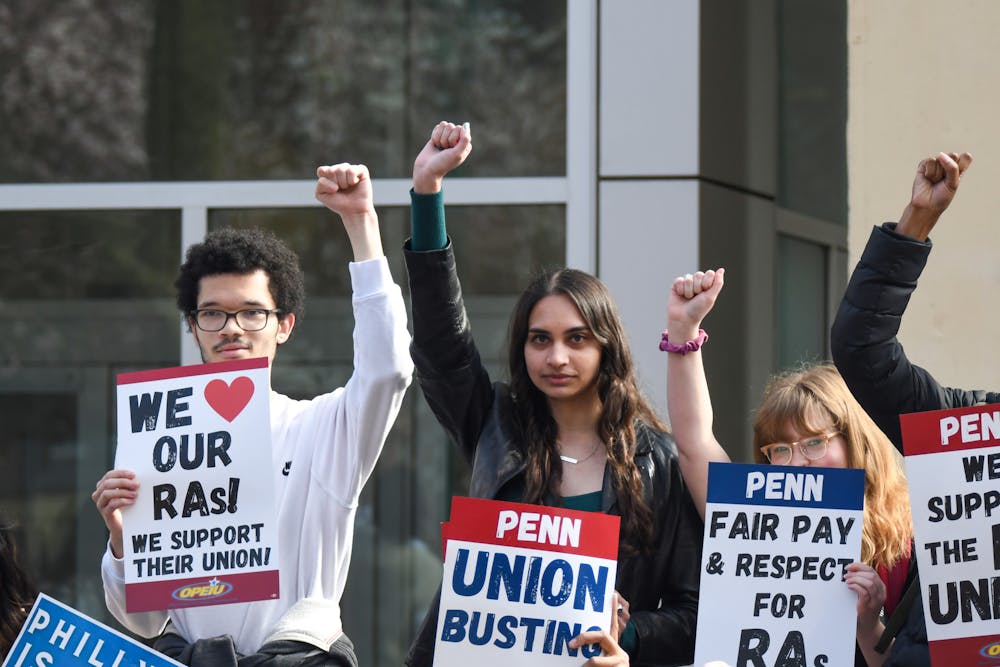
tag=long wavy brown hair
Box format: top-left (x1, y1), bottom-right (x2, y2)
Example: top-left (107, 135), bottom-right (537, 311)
top-left (752, 364), bottom-right (912, 568)
top-left (506, 268), bottom-right (665, 554)
top-left (0, 522), bottom-right (36, 659)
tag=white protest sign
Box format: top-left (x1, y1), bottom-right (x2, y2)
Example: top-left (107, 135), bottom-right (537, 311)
top-left (902, 405), bottom-right (1000, 664)
top-left (115, 357), bottom-right (279, 612)
top-left (695, 462), bottom-right (864, 667)
top-left (433, 497), bottom-right (620, 667)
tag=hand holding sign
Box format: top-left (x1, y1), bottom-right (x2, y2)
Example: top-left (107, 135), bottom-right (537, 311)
top-left (613, 591), bottom-right (630, 640)
top-left (568, 635), bottom-right (628, 667)
top-left (92, 469), bottom-right (139, 558)
top-left (844, 562), bottom-right (886, 631)
top-left (565, 591), bottom-right (629, 666)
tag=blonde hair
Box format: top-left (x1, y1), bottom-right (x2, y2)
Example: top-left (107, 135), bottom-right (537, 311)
top-left (752, 364), bottom-right (912, 568)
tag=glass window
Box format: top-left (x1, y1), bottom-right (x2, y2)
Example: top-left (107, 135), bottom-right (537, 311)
top-left (0, 210), bottom-right (181, 624)
top-left (0, 394), bottom-right (78, 601)
top-left (0, 210), bottom-right (181, 365)
top-left (0, 1), bottom-right (566, 183)
top-left (777, 234), bottom-right (827, 369)
top-left (1, 1), bottom-right (568, 661)
top-left (777, 0), bottom-right (847, 225)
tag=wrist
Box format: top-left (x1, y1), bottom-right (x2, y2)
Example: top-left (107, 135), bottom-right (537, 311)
top-left (660, 328), bottom-right (708, 354)
top-left (413, 172), bottom-right (443, 194)
top-left (666, 321), bottom-right (701, 340)
top-left (339, 209), bottom-right (378, 228)
top-left (896, 203), bottom-right (939, 241)
top-left (856, 613), bottom-right (883, 637)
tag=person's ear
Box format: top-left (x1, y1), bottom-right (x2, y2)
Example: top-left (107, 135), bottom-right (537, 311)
top-left (276, 313), bottom-right (296, 344)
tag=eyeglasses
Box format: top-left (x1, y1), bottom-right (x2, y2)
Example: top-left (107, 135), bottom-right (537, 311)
top-left (190, 308), bottom-right (282, 332)
top-left (760, 432), bottom-right (840, 465)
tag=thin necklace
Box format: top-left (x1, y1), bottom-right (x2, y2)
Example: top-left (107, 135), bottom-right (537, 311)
top-left (558, 439), bottom-right (603, 465)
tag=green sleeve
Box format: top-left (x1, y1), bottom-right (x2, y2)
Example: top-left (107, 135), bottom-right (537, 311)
top-left (620, 620), bottom-right (638, 653)
top-left (410, 189), bottom-right (447, 251)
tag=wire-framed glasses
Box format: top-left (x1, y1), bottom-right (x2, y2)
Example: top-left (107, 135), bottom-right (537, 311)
top-left (759, 432), bottom-right (840, 465)
top-left (190, 308), bottom-right (282, 332)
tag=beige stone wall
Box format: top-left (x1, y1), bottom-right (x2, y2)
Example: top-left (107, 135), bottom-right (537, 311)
top-left (848, 0), bottom-right (1000, 389)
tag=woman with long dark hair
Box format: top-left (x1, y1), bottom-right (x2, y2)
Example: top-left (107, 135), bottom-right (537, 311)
top-left (0, 522), bottom-right (37, 659)
top-left (402, 122), bottom-right (701, 667)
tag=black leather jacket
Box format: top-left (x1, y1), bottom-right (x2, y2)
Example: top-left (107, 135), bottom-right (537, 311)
top-left (830, 223), bottom-right (993, 667)
top-left (403, 243), bottom-right (702, 667)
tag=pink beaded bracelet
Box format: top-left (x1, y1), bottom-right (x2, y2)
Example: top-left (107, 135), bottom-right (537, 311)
top-left (659, 329), bottom-right (708, 354)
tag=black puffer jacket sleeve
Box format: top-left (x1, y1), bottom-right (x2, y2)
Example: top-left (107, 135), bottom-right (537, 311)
top-left (404, 241), bottom-right (495, 464)
top-left (831, 223), bottom-right (999, 451)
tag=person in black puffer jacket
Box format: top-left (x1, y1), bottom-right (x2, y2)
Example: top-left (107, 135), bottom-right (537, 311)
top-left (832, 150), bottom-right (977, 667)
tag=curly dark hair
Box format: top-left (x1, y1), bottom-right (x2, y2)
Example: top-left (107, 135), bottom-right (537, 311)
top-left (175, 227), bottom-right (305, 320)
top-left (0, 523), bottom-right (36, 659)
top-left (506, 268), bottom-right (665, 555)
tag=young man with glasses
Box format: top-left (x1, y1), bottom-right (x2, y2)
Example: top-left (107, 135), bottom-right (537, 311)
top-left (91, 163), bottom-right (413, 667)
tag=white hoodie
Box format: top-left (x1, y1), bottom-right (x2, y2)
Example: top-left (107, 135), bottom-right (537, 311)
top-left (101, 257), bottom-right (413, 655)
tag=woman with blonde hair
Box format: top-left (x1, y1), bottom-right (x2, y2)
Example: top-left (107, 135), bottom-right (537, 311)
top-left (665, 268), bottom-right (920, 667)
top-left (751, 364), bottom-right (912, 573)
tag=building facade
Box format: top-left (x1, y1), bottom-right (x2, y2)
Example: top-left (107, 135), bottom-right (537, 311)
top-left (14, 1), bottom-right (994, 664)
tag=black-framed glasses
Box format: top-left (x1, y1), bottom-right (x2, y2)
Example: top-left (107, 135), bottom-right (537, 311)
top-left (190, 308), bottom-right (282, 332)
top-left (760, 432), bottom-right (840, 465)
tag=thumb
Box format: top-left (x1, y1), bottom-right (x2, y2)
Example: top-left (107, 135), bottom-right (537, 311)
top-left (316, 176), bottom-right (340, 194)
top-left (923, 156), bottom-right (944, 183)
top-left (343, 164), bottom-right (369, 187)
top-left (455, 129), bottom-right (472, 154)
top-left (353, 164), bottom-right (371, 182)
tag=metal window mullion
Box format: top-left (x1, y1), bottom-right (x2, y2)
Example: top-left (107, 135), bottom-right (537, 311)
top-left (565, 0), bottom-right (598, 271)
top-left (179, 206), bottom-right (208, 365)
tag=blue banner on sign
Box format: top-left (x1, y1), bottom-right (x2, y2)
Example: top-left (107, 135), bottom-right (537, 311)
top-left (2, 594), bottom-right (182, 667)
top-left (706, 462), bottom-right (864, 510)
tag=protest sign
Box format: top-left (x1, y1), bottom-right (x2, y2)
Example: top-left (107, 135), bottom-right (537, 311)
top-left (1, 593), bottom-right (183, 667)
top-left (694, 462), bottom-right (864, 667)
top-left (115, 357), bottom-right (279, 613)
top-left (901, 404), bottom-right (1000, 665)
top-left (433, 497), bottom-right (620, 667)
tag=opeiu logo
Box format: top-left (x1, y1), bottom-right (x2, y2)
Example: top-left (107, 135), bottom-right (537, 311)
top-left (172, 577), bottom-right (233, 602)
top-left (980, 640), bottom-right (1000, 659)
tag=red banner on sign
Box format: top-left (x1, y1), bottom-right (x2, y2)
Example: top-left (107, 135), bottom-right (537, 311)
top-left (900, 404), bottom-right (1000, 456)
top-left (124, 570), bottom-right (279, 612)
top-left (442, 497), bottom-right (619, 561)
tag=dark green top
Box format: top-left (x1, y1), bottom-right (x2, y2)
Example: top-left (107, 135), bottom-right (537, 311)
top-left (410, 189), bottom-right (447, 251)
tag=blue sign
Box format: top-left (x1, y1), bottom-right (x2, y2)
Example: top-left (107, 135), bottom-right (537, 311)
top-left (706, 462), bottom-right (865, 510)
top-left (2, 594), bottom-right (182, 667)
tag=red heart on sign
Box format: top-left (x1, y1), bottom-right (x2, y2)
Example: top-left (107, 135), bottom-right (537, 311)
top-left (204, 376), bottom-right (255, 422)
